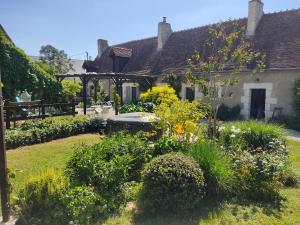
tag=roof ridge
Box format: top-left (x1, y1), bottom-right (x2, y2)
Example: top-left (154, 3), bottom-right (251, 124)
top-left (112, 7), bottom-right (300, 46)
top-left (172, 17), bottom-right (248, 35)
top-left (263, 7), bottom-right (300, 17)
top-left (113, 36), bottom-right (157, 47)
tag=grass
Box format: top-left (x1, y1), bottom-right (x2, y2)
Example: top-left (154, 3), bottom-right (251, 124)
top-left (104, 140), bottom-right (300, 225)
top-left (7, 133), bottom-right (100, 196)
top-left (3, 135), bottom-right (300, 224)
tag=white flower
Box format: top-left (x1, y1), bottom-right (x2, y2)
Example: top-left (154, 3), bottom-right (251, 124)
top-left (218, 126), bottom-right (225, 132)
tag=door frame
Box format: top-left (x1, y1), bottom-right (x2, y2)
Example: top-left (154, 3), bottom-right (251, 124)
top-left (241, 83), bottom-right (277, 120)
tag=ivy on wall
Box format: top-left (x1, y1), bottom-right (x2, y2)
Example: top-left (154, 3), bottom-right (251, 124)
top-left (0, 26), bottom-right (64, 102)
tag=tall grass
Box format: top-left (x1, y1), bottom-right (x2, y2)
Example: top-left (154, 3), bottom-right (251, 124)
top-left (218, 120), bottom-right (287, 154)
top-left (222, 120), bottom-right (286, 139)
top-left (188, 141), bottom-right (234, 196)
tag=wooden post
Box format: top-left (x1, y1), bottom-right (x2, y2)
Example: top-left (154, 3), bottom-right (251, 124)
top-left (41, 99), bottom-right (45, 119)
top-left (115, 76), bottom-right (123, 106)
top-left (83, 76), bottom-right (87, 115)
top-left (4, 100), bottom-right (10, 130)
top-left (114, 77), bottom-right (121, 115)
top-left (0, 69), bottom-right (10, 222)
top-left (119, 78), bottom-right (123, 106)
top-left (71, 98), bottom-right (76, 116)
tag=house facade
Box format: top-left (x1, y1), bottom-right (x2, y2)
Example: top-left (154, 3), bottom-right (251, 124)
top-left (84, 0), bottom-right (300, 120)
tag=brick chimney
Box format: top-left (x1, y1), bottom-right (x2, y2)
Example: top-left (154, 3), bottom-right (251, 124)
top-left (246, 0), bottom-right (264, 36)
top-left (157, 17), bottom-right (173, 50)
top-left (97, 39), bottom-right (108, 58)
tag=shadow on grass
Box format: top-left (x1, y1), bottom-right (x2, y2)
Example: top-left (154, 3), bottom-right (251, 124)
top-left (130, 195), bottom-right (287, 225)
top-left (131, 197), bottom-right (224, 225)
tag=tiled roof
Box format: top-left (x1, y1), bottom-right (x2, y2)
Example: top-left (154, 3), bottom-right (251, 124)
top-left (109, 47), bottom-right (133, 58)
top-left (85, 8), bottom-right (300, 75)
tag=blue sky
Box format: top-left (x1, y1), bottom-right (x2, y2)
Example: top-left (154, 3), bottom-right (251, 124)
top-left (0, 0), bottom-right (299, 59)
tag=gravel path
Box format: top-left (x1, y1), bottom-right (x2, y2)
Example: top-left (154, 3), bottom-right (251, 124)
top-left (287, 129), bottom-right (300, 142)
top-left (0, 217), bottom-right (17, 225)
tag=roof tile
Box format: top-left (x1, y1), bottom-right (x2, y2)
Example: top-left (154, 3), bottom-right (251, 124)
top-left (85, 8), bottom-right (300, 74)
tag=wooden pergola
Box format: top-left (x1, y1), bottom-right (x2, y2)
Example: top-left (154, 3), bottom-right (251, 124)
top-left (55, 72), bottom-right (155, 114)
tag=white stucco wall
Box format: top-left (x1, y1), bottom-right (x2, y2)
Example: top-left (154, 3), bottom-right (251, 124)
top-left (122, 83), bottom-right (140, 103)
top-left (155, 69), bottom-right (300, 119)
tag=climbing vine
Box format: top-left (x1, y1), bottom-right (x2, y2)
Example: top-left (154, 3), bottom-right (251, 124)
top-left (0, 26), bottom-right (64, 102)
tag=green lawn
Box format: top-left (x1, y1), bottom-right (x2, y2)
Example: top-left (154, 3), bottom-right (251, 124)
top-left (7, 134), bottom-right (100, 196)
top-left (104, 140), bottom-right (300, 225)
top-left (4, 136), bottom-right (300, 224)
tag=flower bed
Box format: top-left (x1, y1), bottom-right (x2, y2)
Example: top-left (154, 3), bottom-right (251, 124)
top-left (13, 122), bottom-right (296, 224)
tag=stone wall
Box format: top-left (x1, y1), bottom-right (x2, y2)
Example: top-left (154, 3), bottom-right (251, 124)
top-left (170, 70), bottom-right (300, 120)
top-left (226, 70), bottom-right (300, 119)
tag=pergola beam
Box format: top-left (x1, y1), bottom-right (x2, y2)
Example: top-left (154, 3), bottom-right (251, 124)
top-left (55, 72), bottom-right (155, 81)
top-left (55, 73), bottom-right (154, 115)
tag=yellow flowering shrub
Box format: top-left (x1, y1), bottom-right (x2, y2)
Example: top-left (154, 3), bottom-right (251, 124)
top-left (140, 86), bottom-right (178, 106)
top-left (173, 124), bottom-right (185, 137)
top-left (155, 100), bottom-right (207, 140)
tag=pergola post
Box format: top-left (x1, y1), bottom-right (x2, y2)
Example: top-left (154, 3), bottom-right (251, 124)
top-left (117, 77), bottom-right (123, 106)
top-left (82, 75), bottom-right (88, 115)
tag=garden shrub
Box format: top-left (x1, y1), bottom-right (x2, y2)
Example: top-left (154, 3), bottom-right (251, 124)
top-left (60, 186), bottom-right (108, 225)
top-left (61, 80), bottom-right (82, 100)
top-left (123, 181), bottom-right (143, 202)
top-left (218, 121), bottom-right (289, 201)
top-left (140, 86), bottom-right (178, 106)
top-left (65, 132), bottom-right (151, 218)
top-left (218, 120), bottom-right (287, 155)
top-left (217, 104), bottom-right (243, 121)
top-left (15, 169), bottom-right (113, 225)
top-left (65, 143), bottom-right (130, 204)
top-left (153, 134), bottom-right (187, 156)
top-left (230, 150), bottom-right (285, 201)
top-left (139, 152), bottom-right (205, 213)
top-left (119, 102), bottom-right (154, 113)
top-left (188, 141), bottom-right (234, 196)
top-left (5, 115), bottom-right (104, 149)
top-left (155, 100), bottom-right (206, 141)
top-left (15, 169), bottom-right (68, 225)
top-left (65, 132), bottom-right (151, 192)
top-left (95, 132), bottom-right (152, 181)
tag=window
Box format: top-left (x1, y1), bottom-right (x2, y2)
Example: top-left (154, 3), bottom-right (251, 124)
top-left (186, 87), bottom-right (195, 102)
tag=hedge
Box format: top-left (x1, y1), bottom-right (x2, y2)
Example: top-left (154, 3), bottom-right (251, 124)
top-left (5, 116), bottom-right (104, 149)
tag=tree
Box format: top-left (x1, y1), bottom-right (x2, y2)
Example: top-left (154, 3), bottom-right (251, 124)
top-left (61, 80), bottom-right (82, 100)
top-left (185, 22), bottom-right (265, 138)
top-left (39, 45), bottom-right (73, 74)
